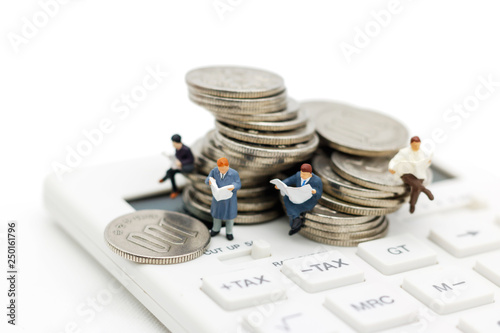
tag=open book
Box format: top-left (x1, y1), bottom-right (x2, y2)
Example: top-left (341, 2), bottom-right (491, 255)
top-left (209, 177), bottom-right (234, 201)
top-left (270, 179), bottom-right (313, 204)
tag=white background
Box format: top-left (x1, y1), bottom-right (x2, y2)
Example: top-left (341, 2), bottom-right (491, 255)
top-left (1, 1), bottom-right (499, 332)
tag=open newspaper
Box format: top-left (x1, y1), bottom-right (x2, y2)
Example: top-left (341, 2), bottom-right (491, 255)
top-left (270, 179), bottom-right (313, 204)
top-left (209, 177), bottom-right (234, 201)
top-left (392, 156), bottom-right (432, 178)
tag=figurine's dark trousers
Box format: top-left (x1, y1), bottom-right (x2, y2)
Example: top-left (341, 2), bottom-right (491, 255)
top-left (401, 174), bottom-right (434, 213)
top-left (161, 164), bottom-right (195, 192)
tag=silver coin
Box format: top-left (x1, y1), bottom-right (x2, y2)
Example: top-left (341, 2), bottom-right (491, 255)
top-left (191, 139), bottom-right (271, 180)
top-left (210, 131), bottom-right (303, 166)
top-left (183, 186), bottom-right (281, 224)
top-left (319, 192), bottom-right (403, 216)
top-left (305, 203), bottom-right (377, 225)
top-left (189, 99), bottom-right (286, 115)
top-left (196, 150), bottom-right (281, 179)
top-left (303, 100), bottom-right (408, 156)
top-left (202, 133), bottom-right (294, 171)
top-left (211, 99), bottom-right (299, 122)
top-left (217, 110), bottom-right (308, 132)
top-left (186, 66), bottom-right (285, 99)
top-left (325, 187), bottom-right (407, 208)
top-left (313, 153), bottom-right (396, 198)
top-left (213, 131), bottom-right (319, 159)
top-left (331, 151), bottom-right (408, 194)
top-left (189, 88), bottom-right (287, 107)
top-left (186, 171), bottom-right (268, 188)
top-left (183, 189), bottom-right (214, 222)
top-left (216, 120), bottom-right (316, 146)
top-left (191, 179), bottom-right (272, 198)
top-left (188, 185), bottom-right (278, 212)
top-left (304, 215), bottom-right (384, 233)
top-left (189, 91), bottom-right (287, 114)
top-left (104, 210), bottom-right (210, 264)
top-left (303, 218), bottom-right (388, 240)
top-left (299, 220), bottom-right (389, 246)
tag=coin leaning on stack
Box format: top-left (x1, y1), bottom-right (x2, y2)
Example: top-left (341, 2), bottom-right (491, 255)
top-left (298, 100), bottom-right (430, 246)
top-left (183, 66), bottom-right (319, 225)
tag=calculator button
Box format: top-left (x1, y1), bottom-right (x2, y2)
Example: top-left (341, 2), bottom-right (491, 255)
top-left (458, 308), bottom-right (500, 333)
top-left (244, 303), bottom-right (339, 333)
top-left (324, 284), bottom-right (419, 333)
top-left (251, 239), bottom-right (272, 259)
top-left (428, 218), bottom-right (500, 257)
top-left (201, 269), bottom-right (286, 311)
top-left (474, 253), bottom-right (500, 287)
top-left (402, 268), bottom-right (495, 315)
top-left (357, 233), bottom-right (437, 275)
top-left (281, 250), bottom-right (364, 293)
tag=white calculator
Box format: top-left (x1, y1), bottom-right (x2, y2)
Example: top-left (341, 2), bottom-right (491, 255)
top-left (43, 154), bottom-right (500, 333)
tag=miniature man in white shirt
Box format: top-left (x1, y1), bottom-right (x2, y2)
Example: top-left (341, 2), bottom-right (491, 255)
top-left (389, 136), bottom-right (434, 213)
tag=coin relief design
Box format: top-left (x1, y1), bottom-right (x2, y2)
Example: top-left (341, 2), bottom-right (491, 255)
top-left (105, 210), bottom-right (210, 264)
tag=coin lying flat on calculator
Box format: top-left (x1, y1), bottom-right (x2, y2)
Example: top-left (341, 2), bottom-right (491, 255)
top-left (104, 210), bottom-right (210, 264)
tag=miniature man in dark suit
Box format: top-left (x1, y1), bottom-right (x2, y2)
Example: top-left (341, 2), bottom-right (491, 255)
top-left (276, 163), bottom-right (323, 236)
top-left (159, 134), bottom-right (195, 199)
top-left (205, 157), bottom-right (241, 241)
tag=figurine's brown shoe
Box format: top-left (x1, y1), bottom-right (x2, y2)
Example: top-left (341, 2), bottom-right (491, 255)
top-left (170, 191), bottom-right (180, 199)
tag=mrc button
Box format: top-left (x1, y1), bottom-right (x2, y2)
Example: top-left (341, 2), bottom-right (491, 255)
top-left (324, 284), bottom-right (419, 333)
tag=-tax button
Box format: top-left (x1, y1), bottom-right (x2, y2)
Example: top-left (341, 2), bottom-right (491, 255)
top-left (357, 233), bottom-right (437, 275)
top-left (324, 284), bottom-right (419, 333)
top-left (201, 269), bottom-right (286, 311)
top-left (281, 250), bottom-right (364, 293)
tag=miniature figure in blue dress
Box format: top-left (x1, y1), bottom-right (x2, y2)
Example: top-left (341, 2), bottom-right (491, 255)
top-left (205, 157), bottom-right (241, 240)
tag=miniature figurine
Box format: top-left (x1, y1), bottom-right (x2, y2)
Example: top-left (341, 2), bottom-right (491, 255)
top-left (389, 136), bottom-right (434, 213)
top-left (205, 157), bottom-right (241, 240)
top-left (275, 163), bottom-right (323, 236)
top-left (159, 134), bottom-right (195, 199)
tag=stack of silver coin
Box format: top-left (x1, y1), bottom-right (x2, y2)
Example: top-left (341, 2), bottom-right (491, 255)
top-left (183, 66), bottom-right (319, 225)
top-left (298, 100), bottom-right (427, 246)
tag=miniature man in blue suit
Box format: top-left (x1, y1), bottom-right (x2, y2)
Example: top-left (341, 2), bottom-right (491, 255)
top-left (276, 163), bottom-right (323, 236)
top-left (205, 157), bottom-right (241, 241)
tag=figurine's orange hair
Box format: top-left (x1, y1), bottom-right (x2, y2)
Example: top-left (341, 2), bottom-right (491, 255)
top-left (217, 157), bottom-right (229, 167)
